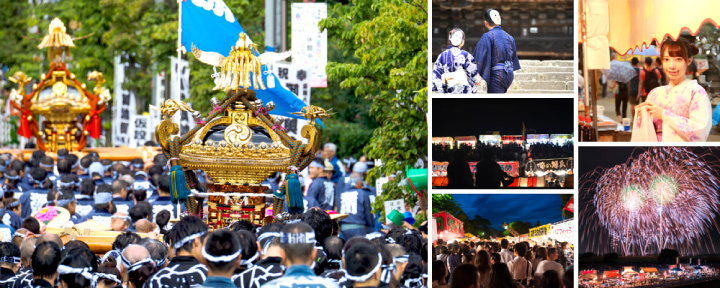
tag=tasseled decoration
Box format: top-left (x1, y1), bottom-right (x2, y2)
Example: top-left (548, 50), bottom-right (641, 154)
top-left (284, 173), bottom-right (303, 214)
top-left (38, 18), bottom-right (75, 49)
top-left (169, 165), bottom-right (189, 204)
top-left (18, 111), bottom-right (32, 138)
top-left (86, 110), bottom-right (102, 139)
top-left (272, 188), bottom-right (285, 217)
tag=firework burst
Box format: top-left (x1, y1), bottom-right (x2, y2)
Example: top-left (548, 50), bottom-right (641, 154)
top-left (580, 147), bottom-right (720, 256)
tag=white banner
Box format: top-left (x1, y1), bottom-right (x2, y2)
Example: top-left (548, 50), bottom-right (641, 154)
top-left (384, 199), bottom-right (405, 224)
top-left (113, 55), bottom-right (136, 147)
top-left (128, 115), bottom-right (151, 148)
top-left (148, 72), bottom-right (166, 142)
top-left (291, 3), bottom-right (327, 88)
top-left (269, 62), bottom-right (311, 143)
top-left (170, 57), bottom-right (195, 135)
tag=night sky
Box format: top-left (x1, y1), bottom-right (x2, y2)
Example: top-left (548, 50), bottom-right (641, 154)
top-left (579, 147), bottom-right (720, 255)
top-left (451, 194), bottom-right (568, 231)
top-left (432, 98), bottom-right (574, 137)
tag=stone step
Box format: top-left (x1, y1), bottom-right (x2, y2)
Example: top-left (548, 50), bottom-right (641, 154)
top-left (517, 66), bottom-right (574, 73)
top-left (518, 60), bottom-right (575, 67)
top-left (510, 80), bottom-right (574, 91)
top-left (506, 89), bottom-right (576, 94)
top-left (513, 72), bottom-right (574, 82)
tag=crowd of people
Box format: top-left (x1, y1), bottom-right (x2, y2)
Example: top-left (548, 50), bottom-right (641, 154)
top-left (432, 142), bottom-right (573, 163)
top-left (0, 142), bottom-right (429, 288)
top-left (433, 239), bottom-right (574, 288)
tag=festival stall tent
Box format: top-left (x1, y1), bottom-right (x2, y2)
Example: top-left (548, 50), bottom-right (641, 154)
top-left (432, 137), bottom-right (455, 149)
top-left (502, 135), bottom-right (523, 145)
top-left (526, 134), bottom-right (549, 145)
top-left (433, 211), bottom-right (464, 242)
top-left (478, 135), bottom-right (501, 145)
top-left (455, 136), bottom-right (477, 148)
top-left (550, 134), bottom-right (573, 145)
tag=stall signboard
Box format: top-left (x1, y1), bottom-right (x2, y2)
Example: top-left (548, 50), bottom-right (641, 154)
top-left (549, 220), bottom-right (574, 243)
top-left (497, 161), bottom-right (520, 177)
top-left (519, 234), bottom-right (529, 242)
top-left (478, 135), bottom-right (501, 143)
top-left (433, 211), bottom-right (464, 236)
top-left (529, 224), bottom-right (550, 239)
top-left (502, 135), bottom-right (524, 144)
top-left (525, 158), bottom-right (573, 176)
top-left (432, 162), bottom-right (449, 177)
top-left (526, 134), bottom-right (549, 143)
top-left (550, 134), bottom-right (573, 145)
top-left (432, 137), bottom-right (455, 149)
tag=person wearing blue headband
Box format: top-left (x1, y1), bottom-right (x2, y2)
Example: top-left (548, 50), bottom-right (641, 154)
top-left (472, 8), bottom-right (521, 94)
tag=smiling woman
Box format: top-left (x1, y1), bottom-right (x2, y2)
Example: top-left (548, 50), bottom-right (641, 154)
top-left (632, 37), bottom-right (712, 142)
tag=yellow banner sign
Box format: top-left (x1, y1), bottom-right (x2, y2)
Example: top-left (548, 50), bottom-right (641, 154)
top-left (529, 224), bottom-right (550, 238)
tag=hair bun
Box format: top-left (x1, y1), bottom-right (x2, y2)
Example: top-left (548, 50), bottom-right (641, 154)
top-left (688, 43), bottom-right (700, 56)
top-left (104, 256), bottom-right (117, 267)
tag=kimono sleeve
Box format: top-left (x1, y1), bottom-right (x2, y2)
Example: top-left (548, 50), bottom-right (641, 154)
top-left (432, 53), bottom-right (447, 93)
top-left (473, 35), bottom-right (493, 82)
top-left (511, 37), bottom-right (521, 71)
top-left (662, 86), bottom-right (712, 141)
top-left (464, 53), bottom-right (480, 87)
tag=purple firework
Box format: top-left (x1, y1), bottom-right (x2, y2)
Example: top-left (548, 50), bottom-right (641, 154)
top-left (580, 147), bottom-right (720, 256)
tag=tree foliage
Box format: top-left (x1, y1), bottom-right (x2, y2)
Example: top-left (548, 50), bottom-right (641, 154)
top-left (320, 0), bottom-right (427, 218)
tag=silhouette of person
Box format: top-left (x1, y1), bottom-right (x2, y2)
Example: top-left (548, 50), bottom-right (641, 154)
top-left (446, 149), bottom-right (473, 189)
top-left (475, 149), bottom-right (515, 188)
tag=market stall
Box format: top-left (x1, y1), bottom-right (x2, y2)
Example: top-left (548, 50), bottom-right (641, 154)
top-left (432, 137), bottom-right (455, 149)
top-left (455, 136), bottom-right (477, 148)
top-left (433, 211), bottom-right (464, 242)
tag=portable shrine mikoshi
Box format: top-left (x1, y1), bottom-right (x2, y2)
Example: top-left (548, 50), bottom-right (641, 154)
top-left (8, 18), bottom-right (111, 152)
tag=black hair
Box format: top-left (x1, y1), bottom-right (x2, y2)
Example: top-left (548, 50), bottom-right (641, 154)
top-left (127, 260), bottom-right (157, 288)
top-left (66, 154), bottom-right (79, 168)
top-left (58, 253), bottom-right (92, 288)
top-left (386, 227), bottom-right (405, 243)
top-left (3, 170), bottom-right (19, 189)
top-left (564, 265), bottom-right (573, 288)
top-left (369, 234), bottom-right (387, 246)
top-left (57, 158), bottom-right (72, 174)
top-left (301, 208), bottom-right (332, 245)
top-left (132, 189), bottom-right (148, 202)
top-left (155, 210), bottom-right (171, 234)
top-left (402, 254), bottom-right (424, 285)
top-left (112, 231), bottom-right (141, 251)
top-left (514, 242), bottom-right (527, 257)
top-left (30, 150), bottom-right (45, 168)
top-left (40, 156), bottom-right (54, 168)
top-left (542, 270), bottom-right (561, 288)
top-left (257, 222), bottom-right (284, 252)
top-left (98, 256), bottom-right (121, 287)
top-left (9, 160), bottom-right (24, 174)
top-left (157, 174), bottom-right (170, 194)
top-left (631, 57), bottom-right (639, 65)
top-left (32, 241), bottom-right (62, 278)
top-left (131, 158), bottom-right (144, 170)
top-left (153, 154), bottom-right (168, 168)
top-left (167, 215), bottom-right (208, 253)
top-left (432, 260), bottom-right (447, 285)
top-left (484, 9), bottom-right (500, 26)
top-left (94, 202), bottom-right (116, 214)
top-left (56, 148), bottom-right (69, 159)
top-left (323, 236), bottom-right (345, 265)
top-left (450, 263), bottom-right (479, 288)
top-left (79, 156), bottom-right (93, 171)
top-left (205, 229), bottom-right (240, 273)
top-left (129, 204), bottom-right (150, 223)
top-left (345, 243), bottom-right (380, 278)
top-left (0, 242), bottom-right (20, 265)
top-left (30, 167), bottom-right (48, 183)
top-left (101, 158), bottom-right (113, 167)
top-left (21, 217), bottom-right (40, 234)
top-left (281, 222), bottom-right (316, 263)
top-left (148, 165), bottom-right (164, 187)
top-left (397, 231), bottom-right (422, 255)
top-left (62, 244), bottom-right (98, 275)
top-left (342, 236), bottom-right (372, 254)
top-left (236, 230), bottom-right (259, 267)
top-left (229, 220), bottom-right (255, 232)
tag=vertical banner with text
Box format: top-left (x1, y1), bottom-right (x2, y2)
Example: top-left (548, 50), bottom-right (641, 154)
top-left (268, 62), bottom-right (311, 143)
top-left (170, 57), bottom-right (194, 135)
top-left (113, 55), bottom-right (136, 147)
top-left (291, 3), bottom-right (327, 88)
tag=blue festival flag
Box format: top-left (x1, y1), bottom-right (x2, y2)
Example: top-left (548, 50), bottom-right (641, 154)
top-left (181, 0), bottom-right (320, 125)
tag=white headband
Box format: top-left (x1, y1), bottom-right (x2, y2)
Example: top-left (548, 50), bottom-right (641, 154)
top-left (258, 232), bottom-right (281, 255)
top-left (449, 30), bottom-right (464, 46)
top-left (394, 254), bottom-right (409, 263)
top-left (174, 231), bottom-right (207, 249)
top-left (57, 265), bottom-right (93, 280)
top-left (240, 251), bottom-right (259, 266)
top-left (381, 263), bottom-right (396, 283)
top-left (280, 232), bottom-right (316, 244)
top-left (94, 273), bottom-right (121, 284)
top-left (365, 232), bottom-right (383, 240)
top-left (202, 246), bottom-right (242, 263)
top-left (128, 258), bottom-right (155, 272)
top-left (0, 256), bottom-right (20, 264)
top-left (344, 253), bottom-right (383, 282)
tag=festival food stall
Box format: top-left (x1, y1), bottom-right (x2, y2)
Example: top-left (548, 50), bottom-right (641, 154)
top-left (433, 211), bottom-right (464, 242)
top-left (502, 135), bottom-right (523, 145)
top-left (478, 134), bottom-right (501, 145)
top-left (526, 134), bottom-right (549, 145)
top-left (550, 134), bottom-right (573, 145)
top-left (432, 137), bottom-right (455, 149)
top-left (454, 136), bottom-right (477, 148)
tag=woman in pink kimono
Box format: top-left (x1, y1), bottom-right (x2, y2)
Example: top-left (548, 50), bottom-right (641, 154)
top-left (634, 37), bottom-right (711, 142)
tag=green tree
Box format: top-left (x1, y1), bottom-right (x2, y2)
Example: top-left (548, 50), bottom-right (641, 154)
top-left (321, 0), bottom-right (428, 219)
